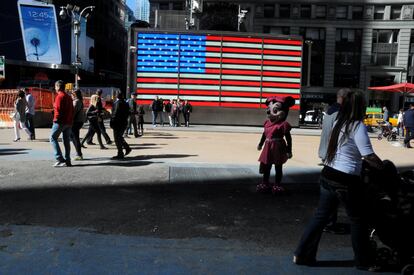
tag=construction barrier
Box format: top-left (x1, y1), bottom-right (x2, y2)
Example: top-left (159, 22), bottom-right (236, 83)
top-left (0, 87), bottom-right (110, 128)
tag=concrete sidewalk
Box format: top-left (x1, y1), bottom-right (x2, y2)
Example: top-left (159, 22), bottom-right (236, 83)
top-left (0, 125), bottom-right (413, 190)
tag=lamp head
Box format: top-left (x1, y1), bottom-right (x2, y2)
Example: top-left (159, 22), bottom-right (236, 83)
top-left (59, 7), bottom-right (67, 20)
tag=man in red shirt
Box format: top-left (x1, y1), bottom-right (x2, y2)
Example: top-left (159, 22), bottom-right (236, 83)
top-left (50, 80), bottom-right (74, 167)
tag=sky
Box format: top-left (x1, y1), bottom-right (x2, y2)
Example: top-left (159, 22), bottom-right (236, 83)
top-left (126, 0), bottom-right (136, 12)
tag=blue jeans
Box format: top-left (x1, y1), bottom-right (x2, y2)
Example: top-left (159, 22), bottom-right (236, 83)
top-left (152, 111), bottom-right (158, 126)
top-left (50, 123), bottom-right (72, 161)
top-left (295, 174), bottom-right (373, 267)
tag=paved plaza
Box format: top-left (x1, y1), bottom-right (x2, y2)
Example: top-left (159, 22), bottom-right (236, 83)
top-left (0, 124), bottom-right (413, 274)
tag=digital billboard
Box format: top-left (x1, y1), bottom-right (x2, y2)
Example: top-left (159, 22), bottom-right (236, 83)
top-left (17, 0), bottom-right (62, 64)
top-left (135, 32), bottom-right (302, 109)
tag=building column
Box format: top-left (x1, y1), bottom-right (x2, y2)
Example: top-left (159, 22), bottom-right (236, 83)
top-left (397, 28), bottom-right (412, 83)
top-left (359, 28), bottom-right (373, 89)
top-left (323, 26), bottom-right (335, 88)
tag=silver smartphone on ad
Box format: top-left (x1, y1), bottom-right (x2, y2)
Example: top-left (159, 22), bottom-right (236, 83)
top-left (17, 0), bottom-right (62, 64)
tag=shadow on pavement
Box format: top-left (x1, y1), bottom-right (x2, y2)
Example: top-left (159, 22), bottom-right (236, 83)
top-left (313, 260), bottom-right (354, 267)
top-left (73, 160), bottom-right (155, 168)
top-left (0, 148), bottom-right (29, 156)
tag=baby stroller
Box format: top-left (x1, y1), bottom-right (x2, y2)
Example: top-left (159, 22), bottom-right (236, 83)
top-left (362, 160), bottom-right (414, 274)
top-left (377, 120), bottom-right (398, 141)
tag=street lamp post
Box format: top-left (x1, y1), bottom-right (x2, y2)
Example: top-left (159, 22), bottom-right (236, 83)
top-left (59, 4), bottom-right (95, 90)
top-left (304, 40), bottom-right (313, 87)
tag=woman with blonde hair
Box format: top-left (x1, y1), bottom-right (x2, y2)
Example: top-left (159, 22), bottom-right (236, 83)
top-left (81, 94), bottom-right (107, 149)
top-left (12, 90), bottom-right (32, 141)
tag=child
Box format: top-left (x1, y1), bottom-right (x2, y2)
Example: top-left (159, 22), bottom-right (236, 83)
top-left (257, 96), bottom-right (295, 194)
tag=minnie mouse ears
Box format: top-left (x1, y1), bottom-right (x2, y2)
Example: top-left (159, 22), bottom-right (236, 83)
top-left (265, 96), bottom-right (295, 109)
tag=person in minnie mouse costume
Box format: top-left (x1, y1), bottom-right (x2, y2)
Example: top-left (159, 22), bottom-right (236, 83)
top-left (257, 96), bottom-right (295, 194)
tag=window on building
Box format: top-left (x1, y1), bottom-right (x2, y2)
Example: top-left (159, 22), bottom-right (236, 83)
top-left (159, 3), bottom-right (169, 10)
top-left (371, 29), bottom-right (399, 66)
top-left (352, 6), bottom-right (363, 19)
top-left (334, 29), bottom-right (362, 88)
top-left (172, 2), bottom-right (184, 10)
top-left (264, 4), bottom-right (275, 18)
top-left (336, 6), bottom-right (348, 19)
top-left (255, 4), bottom-right (264, 17)
top-left (391, 5), bottom-right (402, 20)
top-left (374, 6), bottom-right (385, 20)
top-left (301, 5), bottom-right (311, 18)
top-left (300, 28), bottom-right (326, 86)
top-left (315, 5), bottom-right (326, 18)
top-left (279, 4), bottom-right (290, 18)
top-left (270, 26), bottom-right (290, 35)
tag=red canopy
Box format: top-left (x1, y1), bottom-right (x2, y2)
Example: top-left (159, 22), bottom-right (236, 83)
top-left (368, 82), bottom-right (414, 94)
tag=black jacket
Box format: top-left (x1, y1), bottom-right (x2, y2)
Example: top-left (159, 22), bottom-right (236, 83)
top-left (110, 99), bottom-right (129, 129)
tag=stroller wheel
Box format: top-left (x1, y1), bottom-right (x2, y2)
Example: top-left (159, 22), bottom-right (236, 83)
top-left (401, 264), bottom-right (414, 275)
top-left (376, 247), bottom-right (392, 262)
top-left (378, 134), bottom-right (383, 140)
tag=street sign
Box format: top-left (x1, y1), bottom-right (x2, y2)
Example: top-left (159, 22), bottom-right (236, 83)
top-left (0, 56), bottom-right (5, 79)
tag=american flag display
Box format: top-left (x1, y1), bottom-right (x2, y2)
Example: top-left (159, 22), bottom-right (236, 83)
top-left (136, 32), bottom-right (302, 109)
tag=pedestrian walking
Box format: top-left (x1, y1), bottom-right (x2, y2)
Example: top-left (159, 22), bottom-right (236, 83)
top-left (165, 99), bottom-right (173, 126)
top-left (256, 96), bottom-right (294, 194)
top-left (86, 89), bottom-right (112, 145)
top-left (171, 99), bottom-right (178, 127)
top-left (397, 109), bottom-right (404, 137)
top-left (294, 90), bottom-right (384, 272)
top-left (125, 93), bottom-right (139, 137)
top-left (70, 90), bottom-right (85, 160)
top-left (403, 104), bottom-right (414, 148)
top-left (137, 104), bottom-right (145, 136)
top-left (176, 98), bottom-right (183, 127)
top-left (12, 90), bottom-right (32, 142)
top-left (24, 88), bottom-right (36, 140)
top-left (50, 80), bottom-right (74, 167)
top-left (151, 96), bottom-right (159, 127)
top-left (317, 88), bottom-right (350, 234)
top-left (110, 91), bottom-right (131, 159)
top-left (81, 95), bottom-right (107, 150)
top-left (182, 100), bottom-right (192, 127)
top-left (383, 106), bottom-right (389, 122)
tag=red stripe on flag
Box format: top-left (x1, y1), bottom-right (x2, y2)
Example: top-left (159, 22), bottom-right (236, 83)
top-left (180, 79), bottom-right (220, 85)
top-left (263, 71), bottom-right (301, 77)
top-left (222, 37), bottom-right (263, 43)
top-left (188, 101), bottom-right (221, 107)
top-left (206, 58), bottom-right (262, 65)
top-left (263, 39), bottom-right (302, 46)
top-left (263, 60), bottom-right (301, 67)
top-left (137, 89), bottom-right (178, 95)
top-left (262, 82), bottom-right (301, 88)
top-left (206, 36), bottom-right (222, 41)
top-left (179, 90), bottom-right (220, 96)
top-left (137, 78), bottom-right (178, 83)
top-left (221, 80), bottom-right (261, 87)
top-left (221, 91), bottom-right (261, 97)
top-left (206, 47), bottom-right (221, 52)
top-left (263, 50), bottom-right (301, 56)
top-left (221, 47), bottom-right (262, 54)
top-left (221, 102), bottom-right (262, 108)
top-left (205, 69), bottom-right (221, 74)
top-left (221, 69), bottom-right (261, 76)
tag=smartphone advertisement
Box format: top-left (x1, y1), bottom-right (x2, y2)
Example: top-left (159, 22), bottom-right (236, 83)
top-left (17, 0), bottom-right (62, 64)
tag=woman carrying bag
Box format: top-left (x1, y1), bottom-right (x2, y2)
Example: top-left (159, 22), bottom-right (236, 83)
top-left (12, 90), bottom-right (32, 142)
top-left (81, 95), bottom-right (107, 150)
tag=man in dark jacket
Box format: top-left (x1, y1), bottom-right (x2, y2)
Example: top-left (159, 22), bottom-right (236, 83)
top-left (404, 104), bottom-right (414, 148)
top-left (125, 93), bottom-right (139, 137)
top-left (50, 80), bottom-right (74, 167)
top-left (110, 91), bottom-right (131, 159)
